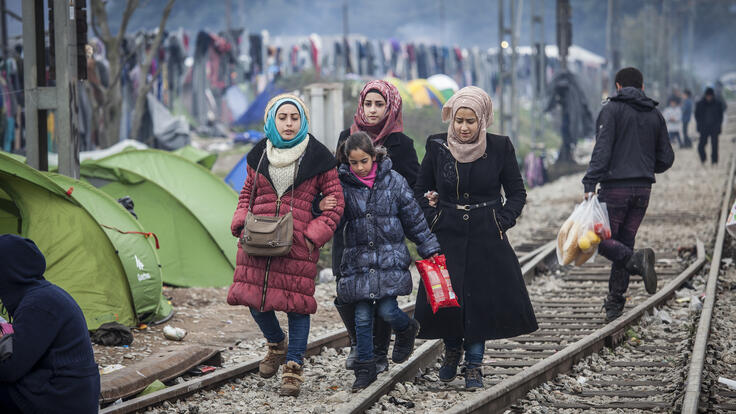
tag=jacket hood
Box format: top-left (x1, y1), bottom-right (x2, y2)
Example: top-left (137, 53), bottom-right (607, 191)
top-left (610, 87), bottom-right (658, 112)
top-left (0, 234), bottom-right (47, 315)
top-left (339, 157), bottom-right (393, 186)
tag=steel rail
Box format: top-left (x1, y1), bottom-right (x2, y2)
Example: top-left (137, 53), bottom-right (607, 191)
top-left (681, 149), bottom-right (736, 413)
top-left (100, 238), bottom-right (556, 414)
top-left (447, 239), bottom-right (706, 414)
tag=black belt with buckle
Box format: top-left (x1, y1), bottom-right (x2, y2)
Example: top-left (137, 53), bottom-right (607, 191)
top-left (439, 199), bottom-right (500, 211)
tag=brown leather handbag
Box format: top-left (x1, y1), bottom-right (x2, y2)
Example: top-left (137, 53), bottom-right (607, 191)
top-left (239, 152), bottom-right (299, 257)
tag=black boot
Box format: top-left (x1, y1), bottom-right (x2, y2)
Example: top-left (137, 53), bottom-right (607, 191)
top-left (392, 319), bottom-right (420, 363)
top-left (603, 295), bottom-right (625, 323)
top-left (351, 359), bottom-right (377, 391)
top-left (335, 298), bottom-right (358, 370)
top-left (626, 248), bottom-right (657, 294)
top-left (438, 345), bottom-right (463, 382)
top-left (373, 317), bottom-right (391, 373)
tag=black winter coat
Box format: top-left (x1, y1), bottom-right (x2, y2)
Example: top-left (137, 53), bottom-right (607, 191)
top-left (582, 87), bottom-right (675, 193)
top-left (0, 235), bottom-right (100, 414)
top-left (336, 158), bottom-right (440, 303)
top-left (695, 97), bottom-right (725, 135)
top-left (413, 133), bottom-right (538, 342)
top-left (331, 129), bottom-right (421, 280)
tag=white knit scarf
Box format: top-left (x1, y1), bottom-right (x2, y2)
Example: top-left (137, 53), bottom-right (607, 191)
top-left (266, 137), bottom-right (309, 196)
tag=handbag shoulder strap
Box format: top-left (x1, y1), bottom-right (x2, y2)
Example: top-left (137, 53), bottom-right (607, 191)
top-left (288, 155), bottom-right (304, 212)
top-left (249, 151), bottom-right (303, 213)
top-left (248, 150), bottom-right (267, 211)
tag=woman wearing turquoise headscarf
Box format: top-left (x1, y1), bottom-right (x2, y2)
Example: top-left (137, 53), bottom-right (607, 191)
top-left (229, 94), bottom-right (345, 397)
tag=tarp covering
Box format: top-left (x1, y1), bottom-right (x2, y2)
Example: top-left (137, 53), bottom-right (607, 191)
top-left (81, 149), bottom-right (238, 287)
top-left (0, 153), bottom-right (137, 330)
top-left (145, 93), bottom-right (191, 150)
top-left (224, 152), bottom-right (249, 192)
top-left (232, 81), bottom-right (284, 127)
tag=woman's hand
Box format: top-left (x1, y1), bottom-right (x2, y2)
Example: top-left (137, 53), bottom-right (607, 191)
top-left (424, 191), bottom-right (439, 207)
top-left (319, 195), bottom-right (338, 211)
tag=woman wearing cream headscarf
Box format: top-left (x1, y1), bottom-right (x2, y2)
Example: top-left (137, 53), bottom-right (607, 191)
top-left (413, 86), bottom-right (537, 389)
top-left (229, 94), bottom-right (344, 397)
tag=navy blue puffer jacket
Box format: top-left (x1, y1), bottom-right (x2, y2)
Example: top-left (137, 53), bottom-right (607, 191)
top-left (337, 158), bottom-right (440, 303)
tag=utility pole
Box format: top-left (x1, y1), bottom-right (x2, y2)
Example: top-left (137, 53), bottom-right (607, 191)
top-left (342, 1), bottom-right (349, 75)
top-left (556, 0), bottom-right (571, 73)
top-left (531, 0), bottom-right (546, 145)
top-left (0, 0), bottom-right (7, 58)
top-left (23, 0), bottom-right (83, 178)
top-left (605, 0), bottom-right (617, 95)
top-left (661, 0), bottom-right (671, 99)
top-left (497, 0), bottom-right (519, 143)
top-left (686, 0), bottom-right (695, 90)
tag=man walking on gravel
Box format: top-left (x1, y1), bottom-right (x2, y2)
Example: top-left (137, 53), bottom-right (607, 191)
top-left (582, 67), bottom-right (675, 322)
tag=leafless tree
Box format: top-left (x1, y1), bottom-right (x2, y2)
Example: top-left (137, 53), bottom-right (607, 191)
top-left (90, 0), bottom-right (176, 147)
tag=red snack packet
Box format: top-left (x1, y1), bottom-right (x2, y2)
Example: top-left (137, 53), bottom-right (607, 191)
top-left (416, 254), bottom-right (460, 314)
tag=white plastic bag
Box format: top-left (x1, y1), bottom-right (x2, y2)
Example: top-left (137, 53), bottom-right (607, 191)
top-left (556, 195), bottom-right (612, 266)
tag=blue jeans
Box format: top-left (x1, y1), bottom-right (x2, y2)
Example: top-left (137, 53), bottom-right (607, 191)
top-left (444, 338), bottom-right (484, 367)
top-left (355, 297), bottom-right (410, 362)
top-left (249, 308), bottom-right (310, 365)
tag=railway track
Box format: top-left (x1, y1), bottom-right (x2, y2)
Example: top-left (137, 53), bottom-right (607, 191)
top-left (344, 152), bottom-right (734, 412)
top-left (102, 123), bottom-right (735, 413)
top-left (99, 232), bottom-right (558, 413)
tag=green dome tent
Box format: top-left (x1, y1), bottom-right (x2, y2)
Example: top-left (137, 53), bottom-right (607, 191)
top-left (172, 145), bottom-right (218, 170)
top-left (80, 149), bottom-right (238, 287)
top-left (46, 174), bottom-right (173, 325)
top-left (0, 153), bottom-right (171, 330)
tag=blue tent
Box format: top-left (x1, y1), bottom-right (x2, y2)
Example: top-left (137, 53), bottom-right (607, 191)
top-left (232, 82), bottom-right (284, 127)
top-left (225, 152), bottom-right (249, 192)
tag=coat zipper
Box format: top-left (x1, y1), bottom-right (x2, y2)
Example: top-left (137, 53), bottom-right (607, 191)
top-left (260, 197), bottom-right (281, 311)
top-left (492, 209), bottom-right (504, 240)
top-left (259, 157), bottom-right (301, 311)
top-left (430, 210), bottom-right (443, 231)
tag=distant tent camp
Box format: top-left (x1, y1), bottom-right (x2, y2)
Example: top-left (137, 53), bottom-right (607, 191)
top-left (232, 81), bottom-right (284, 127)
top-left (386, 77), bottom-right (416, 108)
top-left (0, 153), bottom-right (171, 330)
top-left (173, 145), bottom-right (218, 170)
top-left (225, 152), bottom-right (249, 192)
top-left (80, 150), bottom-right (239, 287)
top-left (427, 74), bottom-right (460, 101)
top-left (406, 79), bottom-right (446, 108)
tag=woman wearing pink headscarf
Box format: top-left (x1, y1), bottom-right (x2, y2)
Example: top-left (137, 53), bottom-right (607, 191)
top-left (317, 80), bottom-right (419, 375)
top-left (414, 86), bottom-right (538, 389)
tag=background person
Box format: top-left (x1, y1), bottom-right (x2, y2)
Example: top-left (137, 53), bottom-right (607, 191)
top-left (229, 94), bottom-right (345, 397)
top-left (414, 86), bottom-right (537, 389)
top-left (0, 234), bottom-right (100, 414)
top-left (582, 67), bottom-right (675, 322)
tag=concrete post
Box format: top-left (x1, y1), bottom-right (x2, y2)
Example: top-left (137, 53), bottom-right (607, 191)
top-left (305, 83), bottom-right (343, 152)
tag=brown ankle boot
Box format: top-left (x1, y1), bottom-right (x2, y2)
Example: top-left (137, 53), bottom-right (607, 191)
top-left (259, 339), bottom-right (287, 378)
top-left (279, 361), bottom-right (304, 397)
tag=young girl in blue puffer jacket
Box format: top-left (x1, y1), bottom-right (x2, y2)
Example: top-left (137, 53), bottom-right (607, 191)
top-left (335, 131), bottom-right (440, 391)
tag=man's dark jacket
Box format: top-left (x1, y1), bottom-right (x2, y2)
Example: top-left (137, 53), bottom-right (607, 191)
top-left (694, 96), bottom-right (725, 135)
top-left (582, 87), bottom-right (675, 193)
top-left (0, 235), bottom-right (100, 414)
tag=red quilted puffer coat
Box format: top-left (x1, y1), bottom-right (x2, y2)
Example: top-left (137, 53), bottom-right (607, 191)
top-left (228, 136), bottom-right (344, 314)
